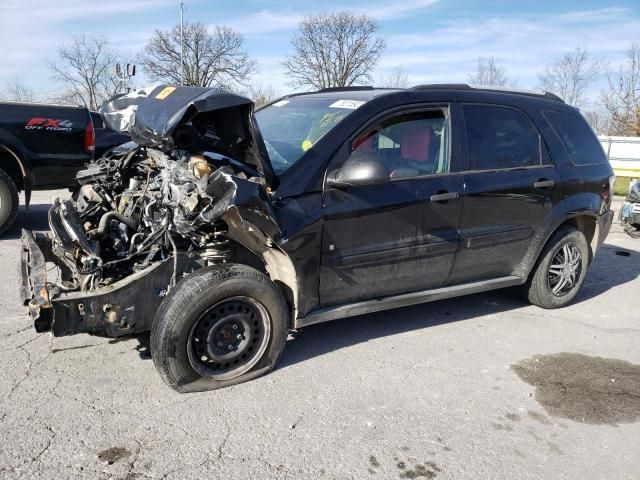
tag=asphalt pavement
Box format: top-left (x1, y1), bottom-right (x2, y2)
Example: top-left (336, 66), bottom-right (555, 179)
top-left (0, 191), bottom-right (638, 479)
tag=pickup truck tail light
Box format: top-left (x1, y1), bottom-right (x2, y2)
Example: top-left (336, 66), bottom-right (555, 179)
top-left (84, 119), bottom-right (95, 155)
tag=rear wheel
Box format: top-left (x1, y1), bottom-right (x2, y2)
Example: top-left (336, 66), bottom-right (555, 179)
top-left (0, 169), bottom-right (18, 236)
top-left (151, 264), bottom-right (289, 393)
top-left (523, 226), bottom-right (589, 309)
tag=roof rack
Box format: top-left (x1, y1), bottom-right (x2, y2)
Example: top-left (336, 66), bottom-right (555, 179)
top-left (410, 83), bottom-right (564, 102)
top-left (411, 83), bottom-right (471, 91)
top-left (316, 86), bottom-right (374, 93)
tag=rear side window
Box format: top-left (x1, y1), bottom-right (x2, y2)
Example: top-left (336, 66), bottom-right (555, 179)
top-left (464, 104), bottom-right (542, 170)
top-left (543, 110), bottom-right (606, 165)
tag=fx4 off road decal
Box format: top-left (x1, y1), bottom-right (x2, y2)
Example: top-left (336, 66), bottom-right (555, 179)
top-left (25, 118), bottom-right (74, 132)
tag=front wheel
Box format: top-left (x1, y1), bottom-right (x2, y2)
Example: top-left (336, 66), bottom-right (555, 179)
top-left (151, 264), bottom-right (289, 393)
top-left (523, 226), bottom-right (589, 309)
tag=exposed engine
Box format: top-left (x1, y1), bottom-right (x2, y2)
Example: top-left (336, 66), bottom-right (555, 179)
top-left (20, 85), bottom-right (286, 337)
top-left (54, 145), bottom-right (262, 292)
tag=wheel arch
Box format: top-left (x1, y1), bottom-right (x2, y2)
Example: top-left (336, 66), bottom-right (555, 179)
top-left (0, 143), bottom-right (28, 191)
top-left (221, 209), bottom-right (298, 327)
top-left (561, 214), bottom-right (598, 264)
top-left (526, 211), bottom-right (599, 280)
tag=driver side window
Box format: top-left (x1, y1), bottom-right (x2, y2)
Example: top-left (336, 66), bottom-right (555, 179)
top-left (349, 110), bottom-right (450, 180)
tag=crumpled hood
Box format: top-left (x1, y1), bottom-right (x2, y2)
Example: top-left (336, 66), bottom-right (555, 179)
top-left (99, 85), bottom-right (276, 188)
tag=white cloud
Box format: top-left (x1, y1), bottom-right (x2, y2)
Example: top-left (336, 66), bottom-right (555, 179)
top-left (376, 7), bottom-right (640, 92)
top-left (0, 0), bottom-right (177, 93)
top-left (354, 0), bottom-right (440, 20)
top-left (1, 0), bottom-right (174, 19)
top-left (224, 9), bottom-right (302, 35)
top-left (223, 0), bottom-right (440, 36)
top-left (1, 1), bottom-right (638, 104)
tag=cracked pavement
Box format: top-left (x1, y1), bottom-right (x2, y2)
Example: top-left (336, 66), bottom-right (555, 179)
top-left (0, 191), bottom-right (638, 479)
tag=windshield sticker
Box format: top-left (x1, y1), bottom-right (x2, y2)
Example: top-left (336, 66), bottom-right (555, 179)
top-left (329, 99), bottom-right (366, 110)
top-left (155, 86), bottom-right (176, 100)
top-left (272, 100), bottom-right (290, 107)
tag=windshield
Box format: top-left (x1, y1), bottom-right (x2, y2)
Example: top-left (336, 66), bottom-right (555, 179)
top-left (255, 96), bottom-right (366, 174)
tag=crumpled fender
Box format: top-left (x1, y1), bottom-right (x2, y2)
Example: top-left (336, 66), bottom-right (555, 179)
top-left (199, 168), bottom-right (298, 319)
top-left (628, 181), bottom-right (640, 203)
top-left (201, 168), bottom-right (280, 239)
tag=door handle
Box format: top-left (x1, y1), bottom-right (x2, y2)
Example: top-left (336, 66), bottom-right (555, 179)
top-left (534, 179), bottom-right (555, 189)
top-left (430, 191), bottom-right (459, 202)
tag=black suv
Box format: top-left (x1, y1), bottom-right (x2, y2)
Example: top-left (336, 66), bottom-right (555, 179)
top-left (21, 84), bottom-right (614, 392)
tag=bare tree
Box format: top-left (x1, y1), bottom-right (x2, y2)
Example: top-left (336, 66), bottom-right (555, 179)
top-left (246, 83), bottom-right (278, 108)
top-left (468, 56), bottom-right (509, 87)
top-left (538, 47), bottom-right (604, 107)
top-left (1, 78), bottom-right (35, 102)
top-left (47, 89), bottom-right (91, 107)
top-left (49, 34), bottom-right (121, 110)
top-left (282, 12), bottom-right (386, 89)
top-left (584, 109), bottom-right (615, 135)
top-left (602, 42), bottom-right (640, 136)
top-left (140, 22), bottom-right (256, 88)
top-left (378, 67), bottom-right (410, 88)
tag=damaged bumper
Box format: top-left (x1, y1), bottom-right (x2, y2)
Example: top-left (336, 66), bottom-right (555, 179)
top-left (20, 228), bottom-right (183, 337)
top-left (19, 85), bottom-right (295, 339)
top-left (20, 229), bottom-right (54, 333)
top-left (597, 209), bottom-right (615, 248)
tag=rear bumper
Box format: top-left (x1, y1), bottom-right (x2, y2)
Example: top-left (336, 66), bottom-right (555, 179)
top-left (596, 209), bottom-right (615, 250)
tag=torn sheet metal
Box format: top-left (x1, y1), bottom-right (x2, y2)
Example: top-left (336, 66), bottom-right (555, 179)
top-left (20, 86), bottom-right (290, 337)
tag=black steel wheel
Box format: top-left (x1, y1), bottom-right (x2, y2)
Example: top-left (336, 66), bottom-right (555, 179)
top-left (188, 296), bottom-right (271, 380)
top-left (151, 264), bottom-right (289, 393)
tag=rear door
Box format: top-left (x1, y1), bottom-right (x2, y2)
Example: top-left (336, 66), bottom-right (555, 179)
top-left (448, 102), bottom-right (562, 284)
top-left (319, 104), bottom-right (463, 306)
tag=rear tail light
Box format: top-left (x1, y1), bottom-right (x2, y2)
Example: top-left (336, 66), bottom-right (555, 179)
top-left (601, 174), bottom-right (615, 201)
top-left (84, 119), bottom-right (95, 155)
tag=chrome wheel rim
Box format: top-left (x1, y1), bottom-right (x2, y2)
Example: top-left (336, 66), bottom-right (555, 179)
top-left (547, 243), bottom-right (582, 297)
top-left (187, 296), bottom-right (271, 381)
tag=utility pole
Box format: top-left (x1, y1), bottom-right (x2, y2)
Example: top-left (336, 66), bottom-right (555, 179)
top-left (180, 1), bottom-right (185, 86)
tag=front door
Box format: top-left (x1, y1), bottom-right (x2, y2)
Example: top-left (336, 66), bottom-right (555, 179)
top-left (319, 106), bottom-right (463, 307)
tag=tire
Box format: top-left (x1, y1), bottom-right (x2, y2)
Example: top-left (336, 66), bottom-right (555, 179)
top-left (523, 226), bottom-right (589, 309)
top-left (0, 169), bottom-right (18, 236)
top-left (151, 264), bottom-right (289, 393)
top-left (623, 222), bottom-right (640, 239)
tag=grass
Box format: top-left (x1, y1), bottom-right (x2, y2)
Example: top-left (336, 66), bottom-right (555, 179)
top-left (614, 176), bottom-right (632, 197)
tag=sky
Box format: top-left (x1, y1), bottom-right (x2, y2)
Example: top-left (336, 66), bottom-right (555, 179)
top-left (0, 0), bottom-right (639, 106)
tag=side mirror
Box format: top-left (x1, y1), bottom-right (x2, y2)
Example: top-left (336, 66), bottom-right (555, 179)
top-left (326, 152), bottom-right (390, 189)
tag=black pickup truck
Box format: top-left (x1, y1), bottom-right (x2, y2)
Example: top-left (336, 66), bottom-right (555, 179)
top-left (0, 101), bottom-right (95, 234)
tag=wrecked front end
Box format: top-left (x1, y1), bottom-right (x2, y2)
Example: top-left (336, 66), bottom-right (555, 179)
top-left (20, 85), bottom-right (284, 337)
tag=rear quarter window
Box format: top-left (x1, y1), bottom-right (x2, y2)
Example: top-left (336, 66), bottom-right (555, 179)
top-left (543, 110), bottom-right (606, 165)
